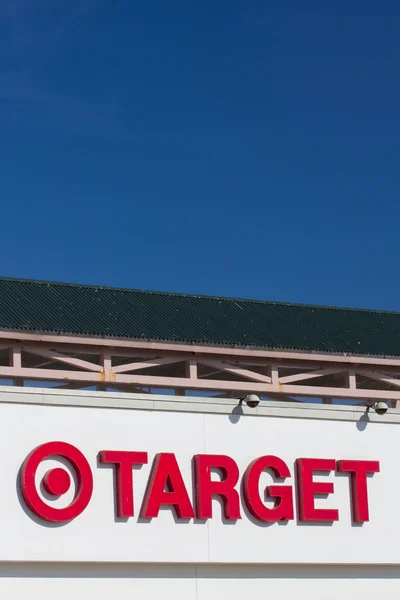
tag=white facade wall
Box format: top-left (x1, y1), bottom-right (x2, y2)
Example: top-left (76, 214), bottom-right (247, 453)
top-left (0, 387), bottom-right (398, 598)
top-left (1, 564), bottom-right (400, 599)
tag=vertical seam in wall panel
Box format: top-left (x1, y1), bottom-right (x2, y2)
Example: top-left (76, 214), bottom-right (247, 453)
top-left (195, 563), bottom-right (199, 600)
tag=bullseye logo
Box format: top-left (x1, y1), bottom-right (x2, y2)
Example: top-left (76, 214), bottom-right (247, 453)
top-left (20, 441), bottom-right (93, 523)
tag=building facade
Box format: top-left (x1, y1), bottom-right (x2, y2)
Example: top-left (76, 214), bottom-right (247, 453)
top-left (0, 278), bottom-right (399, 597)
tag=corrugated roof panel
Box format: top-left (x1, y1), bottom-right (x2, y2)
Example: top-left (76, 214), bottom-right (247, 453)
top-left (0, 278), bottom-right (399, 357)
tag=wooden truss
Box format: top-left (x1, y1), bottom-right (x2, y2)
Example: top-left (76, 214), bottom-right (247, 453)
top-left (0, 330), bottom-right (400, 406)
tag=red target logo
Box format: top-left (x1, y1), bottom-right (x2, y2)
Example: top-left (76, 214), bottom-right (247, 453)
top-left (20, 442), bottom-right (93, 523)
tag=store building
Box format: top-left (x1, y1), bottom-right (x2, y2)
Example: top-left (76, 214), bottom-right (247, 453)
top-left (0, 278), bottom-right (399, 598)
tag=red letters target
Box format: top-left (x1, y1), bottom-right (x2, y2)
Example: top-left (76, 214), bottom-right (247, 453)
top-left (20, 441), bottom-right (93, 523)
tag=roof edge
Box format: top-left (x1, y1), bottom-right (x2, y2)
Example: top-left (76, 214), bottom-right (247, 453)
top-left (0, 326), bottom-right (400, 361)
top-left (0, 276), bottom-right (398, 316)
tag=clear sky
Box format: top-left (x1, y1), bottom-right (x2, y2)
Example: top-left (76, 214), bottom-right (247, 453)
top-left (1, 1), bottom-right (399, 310)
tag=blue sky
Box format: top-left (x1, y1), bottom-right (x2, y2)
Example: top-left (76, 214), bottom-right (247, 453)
top-left (1, 0), bottom-right (399, 310)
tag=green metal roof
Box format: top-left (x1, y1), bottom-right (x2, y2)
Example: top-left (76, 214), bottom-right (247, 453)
top-left (0, 277), bottom-right (399, 357)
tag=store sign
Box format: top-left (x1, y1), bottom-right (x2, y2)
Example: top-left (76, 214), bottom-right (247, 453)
top-left (19, 441), bottom-right (380, 526)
